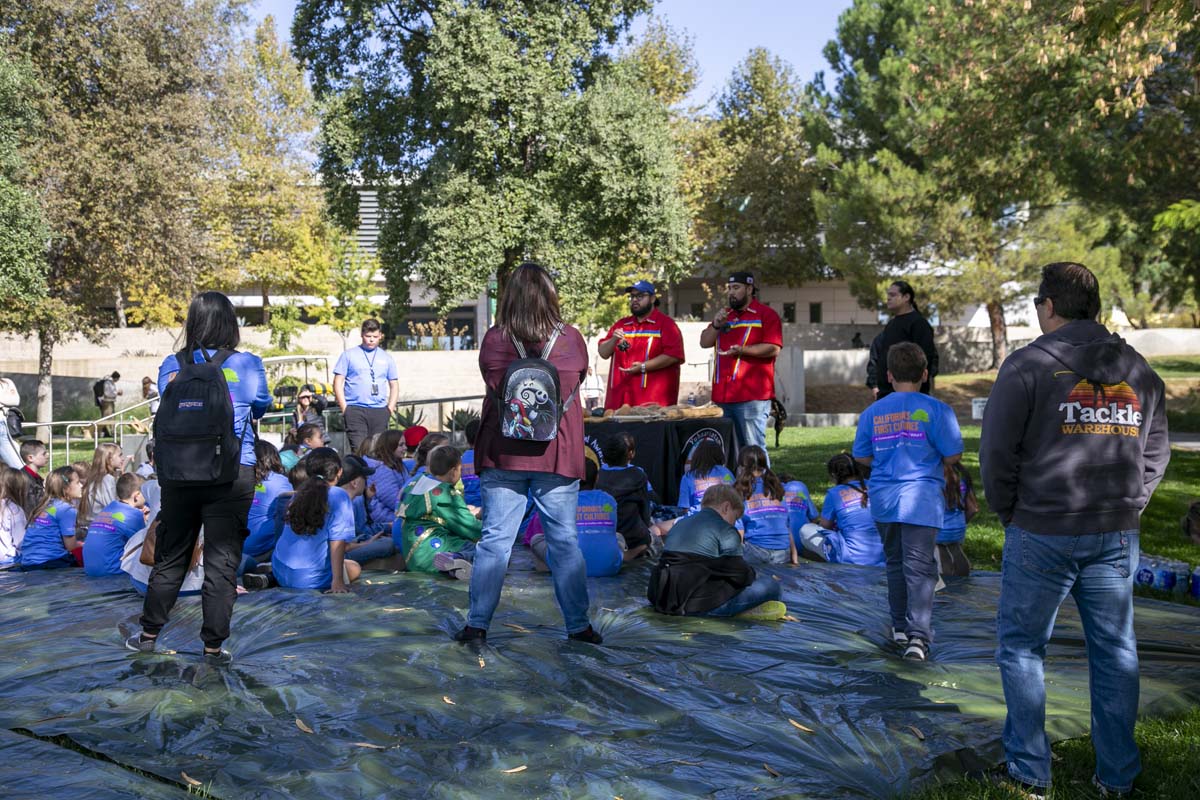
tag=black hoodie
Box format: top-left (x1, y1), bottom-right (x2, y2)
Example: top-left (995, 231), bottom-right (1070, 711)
top-left (979, 320), bottom-right (1169, 536)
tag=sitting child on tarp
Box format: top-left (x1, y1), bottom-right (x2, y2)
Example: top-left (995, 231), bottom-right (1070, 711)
top-left (527, 459), bottom-right (630, 576)
top-left (20, 466), bottom-right (83, 571)
top-left (735, 446), bottom-right (798, 565)
top-left (122, 520), bottom-right (204, 597)
top-left (272, 448), bottom-right (362, 593)
top-left (595, 432), bottom-right (654, 555)
top-left (798, 453), bottom-right (885, 567)
top-left (651, 440), bottom-right (736, 539)
top-left (647, 484), bottom-right (785, 620)
top-left (396, 444), bottom-right (481, 580)
top-left (778, 471), bottom-right (817, 544)
top-left (83, 473), bottom-right (149, 577)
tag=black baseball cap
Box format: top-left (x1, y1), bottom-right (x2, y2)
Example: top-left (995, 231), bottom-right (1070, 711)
top-left (727, 271), bottom-right (755, 285)
top-left (338, 454), bottom-right (376, 485)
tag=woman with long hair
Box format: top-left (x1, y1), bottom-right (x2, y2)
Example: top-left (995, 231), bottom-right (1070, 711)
top-left (128, 291), bottom-right (270, 663)
top-left (242, 440), bottom-right (292, 563)
top-left (78, 443), bottom-right (125, 535)
top-left (364, 429), bottom-right (409, 528)
top-left (456, 262), bottom-right (600, 644)
top-left (733, 445), bottom-right (796, 565)
top-left (798, 453), bottom-right (884, 566)
top-left (271, 448), bottom-right (361, 591)
top-left (1, 467), bottom-right (29, 568)
top-left (20, 466), bottom-right (83, 570)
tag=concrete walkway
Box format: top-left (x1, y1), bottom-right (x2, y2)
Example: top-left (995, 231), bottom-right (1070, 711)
top-left (1171, 433), bottom-right (1200, 451)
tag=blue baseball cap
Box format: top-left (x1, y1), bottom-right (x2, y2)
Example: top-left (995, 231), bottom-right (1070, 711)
top-left (624, 280), bottom-right (656, 295)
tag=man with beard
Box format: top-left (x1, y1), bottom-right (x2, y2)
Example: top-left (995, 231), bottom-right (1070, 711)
top-left (700, 272), bottom-right (783, 455)
top-left (599, 280), bottom-right (685, 410)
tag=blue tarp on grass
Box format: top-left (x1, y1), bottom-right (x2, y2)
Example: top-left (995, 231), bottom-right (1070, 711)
top-left (2, 557), bottom-right (1199, 799)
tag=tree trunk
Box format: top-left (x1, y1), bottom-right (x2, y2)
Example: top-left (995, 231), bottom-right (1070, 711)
top-left (986, 300), bottom-right (1008, 368)
top-left (36, 327), bottom-right (55, 426)
top-left (261, 283), bottom-right (271, 326)
top-left (495, 247), bottom-right (524, 301)
top-left (114, 286), bottom-right (127, 328)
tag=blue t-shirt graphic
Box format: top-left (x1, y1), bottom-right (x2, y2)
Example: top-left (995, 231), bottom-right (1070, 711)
top-left (272, 486), bottom-right (356, 590)
top-left (783, 479), bottom-right (816, 540)
top-left (334, 345), bottom-right (398, 409)
top-left (742, 477), bottom-right (791, 551)
top-left (83, 500), bottom-right (146, 576)
top-left (158, 349), bottom-right (271, 467)
top-left (575, 489), bottom-right (621, 577)
top-left (852, 392), bottom-right (963, 529)
top-left (244, 471), bottom-right (292, 558)
top-left (820, 481), bottom-right (884, 566)
top-left (678, 467), bottom-right (735, 512)
top-left (21, 500), bottom-right (78, 568)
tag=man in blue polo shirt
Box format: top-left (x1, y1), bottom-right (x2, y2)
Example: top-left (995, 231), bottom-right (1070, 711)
top-left (334, 319), bottom-right (399, 453)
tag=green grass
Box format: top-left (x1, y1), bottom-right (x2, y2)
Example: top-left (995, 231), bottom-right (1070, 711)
top-left (770, 425), bottom-right (1200, 570)
top-left (909, 708), bottom-right (1200, 799)
top-left (1148, 355), bottom-right (1200, 380)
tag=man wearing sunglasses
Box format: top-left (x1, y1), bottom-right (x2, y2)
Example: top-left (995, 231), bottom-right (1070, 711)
top-left (980, 262), bottom-right (1169, 799)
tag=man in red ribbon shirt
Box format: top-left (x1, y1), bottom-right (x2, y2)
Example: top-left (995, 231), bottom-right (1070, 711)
top-left (599, 280), bottom-right (685, 410)
top-left (699, 271), bottom-right (783, 455)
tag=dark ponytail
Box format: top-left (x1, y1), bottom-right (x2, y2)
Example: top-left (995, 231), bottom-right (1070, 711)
top-left (733, 446), bottom-right (783, 501)
top-left (827, 452), bottom-right (870, 508)
top-left (285, 448), bottom-right (341, 535)
top-left (943, 462), bottom-right (973, 510)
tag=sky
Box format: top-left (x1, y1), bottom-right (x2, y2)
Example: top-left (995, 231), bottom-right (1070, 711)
top-left (250, 0), bottom-right (854, 109)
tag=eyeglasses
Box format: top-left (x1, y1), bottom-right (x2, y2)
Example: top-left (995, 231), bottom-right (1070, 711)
top-left (298, 395), bottom-right (314, 401)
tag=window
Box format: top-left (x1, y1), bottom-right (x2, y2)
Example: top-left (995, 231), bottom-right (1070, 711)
top-left (690, 302), bottom-right (706, 320)
top-left (809, 302), bottom-right (823, 324)
top-left (782, 303), bottom-right (796, 323)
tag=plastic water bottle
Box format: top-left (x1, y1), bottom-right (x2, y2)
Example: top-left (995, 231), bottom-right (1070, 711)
top-left (1152, 560), bottom-right (1177, 592)
top-left (1170, 561), bottom-right (1191, 596)
top-left (1134, 556), bottom-right (1156, 588)
top-left (687, 390), bottom-right (696, 406)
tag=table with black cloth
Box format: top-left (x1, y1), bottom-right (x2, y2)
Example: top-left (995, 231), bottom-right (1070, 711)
top-left (582, 416), bottom-right (737, 506)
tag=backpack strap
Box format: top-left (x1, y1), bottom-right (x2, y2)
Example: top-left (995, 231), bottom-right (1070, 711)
top-left (508, 333), bottom-right (528, 359)
top-left (538, 324), bottom-right (563, 359)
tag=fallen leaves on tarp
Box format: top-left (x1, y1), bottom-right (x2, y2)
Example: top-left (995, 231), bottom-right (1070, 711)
top-left (296, 718), bottom-right (314, 734)
top-left (782, 615), bottom-right (800, 622)
top-left (181, 772), bottom-right (202, 786)
top-left (501, 765), bottom-right (527, 774)
top-left (763, 763), bottom-right (781, 778)
top-left (352, 742), bottom-right (386, 750)
top-left (502, 623), bottom-right (531, 633)
top-left (907, 725), bottom-right (925, 741)
top-left (788, 719), bottom-right (814, 734)
top-left (443, 696), bottom-right (455, 705)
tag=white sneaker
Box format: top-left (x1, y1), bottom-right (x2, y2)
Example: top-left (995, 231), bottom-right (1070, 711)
top-left (903, 638), bottom-right (930, 661)
top-left (892, 628), bottom-right (909, 644)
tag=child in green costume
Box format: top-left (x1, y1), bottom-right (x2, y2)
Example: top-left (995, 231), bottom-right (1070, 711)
top-left (396, 445), bottom-right (482, 578)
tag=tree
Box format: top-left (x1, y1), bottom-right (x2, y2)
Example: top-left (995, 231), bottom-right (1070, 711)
top-left (698, 49), bottom-right (827, 286)
top-left (0, 50), bottom-right (46, 317)
top-left (308, 231), bottom-right (383, 348)
top-left (1, 0), bottom-right (242, 422)
top-left (292, 0), bottom-right (690, 323)
top-left (202, 16), bottom-right (331, 325)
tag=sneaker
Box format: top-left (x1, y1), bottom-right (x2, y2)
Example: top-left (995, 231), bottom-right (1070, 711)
top-left (242, 572), bottom-right (271, 591)
top-left (892, 628), bottom-right (909, 645)
top-left (434, 553), bottom-right (473, 581)
top-left (988, 770), bottom-right (1047, 799)
top-left (453, 625), bottom-right (487, 643)
top-left (202, 648), bottom-right (232, 666)
top-left (124, 633), bottom-right (156, 654)
top-left (903, 638), bottom-right (930, 661)
top-left (735, 600), bottom-right (788, 621)
top-left (567, 625), bottom-right (603, 644)
top-left (1092, 774), bottom-right (1131, 798)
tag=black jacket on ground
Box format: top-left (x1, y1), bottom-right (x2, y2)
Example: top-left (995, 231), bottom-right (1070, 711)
top-left (646, 550), bottom-right (756, 615)
top-left (875, 311), bottom-right (938, 397)
top-left (979, 320), bottom-right (1169, 536)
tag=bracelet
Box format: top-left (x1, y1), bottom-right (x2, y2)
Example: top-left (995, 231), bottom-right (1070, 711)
top-left (641, 363), bottom-right (646, 374)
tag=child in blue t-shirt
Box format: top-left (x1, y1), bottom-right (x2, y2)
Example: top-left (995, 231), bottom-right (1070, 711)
top-left (527, 460), bottom-right (626, 576)
top-left (243, 440), bottom-right (294, 562)
top-left (460, 418), bottom-right (481, 508)
top-left (20, 466), bottom-right (83, 570)
top-left (936, 462), bottom-right (976, 578)
top-left (777, 472), bottom-right (817, 545)
top-left (734, 446), bottom-right (798, 565)
top-left (852, 343), bottom-right (963, 661)
top-left (272, 449), bottom-right (362, 592)
top-left (798, 454), bottom-right (885, 567)
top-left (83, 473), bottom-right (149, 577)
top-left (678, 440), bottom-right (735, 512)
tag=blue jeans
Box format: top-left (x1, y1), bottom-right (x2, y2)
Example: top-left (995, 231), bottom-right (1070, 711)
top-left (996, 526), bottom-right (1140, 793)
top-left (467, 469), bottom-right (591, 634)
top-left (878, 522), bottom-right (938, 642)
top-left (347, 534), bottom-right (397, 563)
top-left (705, 574), bottom-right (782, 616)
top-left (721, 399), bottom-right (771, 458)
top-left (743, 542), bottom-right (790, 565)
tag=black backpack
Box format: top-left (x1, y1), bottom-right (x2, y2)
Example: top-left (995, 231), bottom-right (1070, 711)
top-left (153, 349), bottom-right (246, 486)
top-left (92, 379), bottom-right (106, 408)
top-left (496, 325), bottom-right (579, 442)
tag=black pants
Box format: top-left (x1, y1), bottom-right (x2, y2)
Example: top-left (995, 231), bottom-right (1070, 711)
top-left (140, 465), bottom-right (255, 648)
top-left (344, 406), bottom-right (390, 453)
